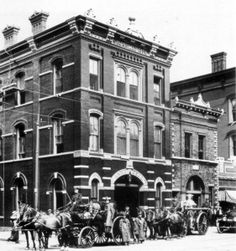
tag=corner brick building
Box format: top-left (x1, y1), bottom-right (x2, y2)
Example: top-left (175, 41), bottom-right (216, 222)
top-left (0, 11), bottom-right (177, 225)
top-left (171, 95), bottom-right (223, 206)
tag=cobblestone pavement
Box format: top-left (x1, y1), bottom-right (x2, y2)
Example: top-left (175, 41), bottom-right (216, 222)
top-left (0, 227), bottom-right (235, 251)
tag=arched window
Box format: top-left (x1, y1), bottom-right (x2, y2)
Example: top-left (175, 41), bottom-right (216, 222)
top-left (48, 173), bottom-right (67, 212)
top-left (91, 179), bottom-right (99, 200)
top-left (12, 174), bottom-right (27, 211)
top-left (15, 123), bottom-right (25, 159)
top-left (52, 114), bottom-right (64, 154)
top-left (130, 122), bottom-right (139, 156)
top-left (15, 72), bottom-right (25, 105)
top-left (129, 71), bottom-right (138, 100)
top-left (117, 120), bottom-right (127, 155)
top-left (155, 182), bottom-right (163, 209)
top-left (231, 135), bottom-right (236, 157)
top-left (52, 58), bottom-right (63, 94)
top-left (232, 99), bottom-right (236, 122)
top-left (116, 67), bottom-right (126, 97)
top-left (89, 115), bottom-right (100, 151)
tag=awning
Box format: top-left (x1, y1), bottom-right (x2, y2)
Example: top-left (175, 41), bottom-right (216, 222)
top-left (218, 190), bottom-right (236, 203)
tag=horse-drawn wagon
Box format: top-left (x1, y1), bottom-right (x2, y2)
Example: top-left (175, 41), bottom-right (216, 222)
top-left (182, 207), bottom-right (209, 235)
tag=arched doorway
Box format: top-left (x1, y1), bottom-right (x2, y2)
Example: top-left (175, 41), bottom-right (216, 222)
top-left (186, 175), bottom-right (205, 206)
top-left (48, 173), bottom-right (66, 212)
top-left (11, 173), bottom-right (27, 211)
top-left (114, 174), bottom-right (142, 217)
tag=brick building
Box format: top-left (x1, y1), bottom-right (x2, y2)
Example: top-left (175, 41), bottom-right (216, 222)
top-left (0, 11), bottom-right (177, 225)
top-left (171, 95), bottom-right (223, 206)
top-left (171, 53), bottom-right (236, 208)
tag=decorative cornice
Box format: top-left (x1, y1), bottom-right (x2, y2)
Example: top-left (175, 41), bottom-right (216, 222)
top-left (89, 43), bottom-right (102, 52)
top-left (67, 18), bottom-right (79, 35)
top-left (27, 38), bottom-right (37, 52)
top-left (111, 50), bottom-right (143, 65)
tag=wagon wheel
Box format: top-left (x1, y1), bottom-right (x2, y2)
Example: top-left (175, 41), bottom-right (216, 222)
top-left (93, 228), bottom-right (109, 245)
top-left (111, 216), bottom-right (123, 245)
top-left (79, 226), bottom-right (95, 248)
top-left (216, 220), bottom-right (225, 233)
top-left (196, 212), bottom-right (208, 235)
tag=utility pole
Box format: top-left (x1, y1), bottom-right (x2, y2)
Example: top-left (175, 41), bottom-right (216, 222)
top-left (34, 110), bottom-right (40, 209)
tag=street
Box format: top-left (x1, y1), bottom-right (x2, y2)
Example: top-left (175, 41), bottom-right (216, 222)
top-left (0, 227), bottom-right (235, 251)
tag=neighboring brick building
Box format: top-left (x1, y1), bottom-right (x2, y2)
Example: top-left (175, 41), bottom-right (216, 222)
top-left (171, 53), bottom-right (236, 208)
top-left (171, 95), bottom-right (223, 206)
top-left (0, 11), bottom-right (177, 225)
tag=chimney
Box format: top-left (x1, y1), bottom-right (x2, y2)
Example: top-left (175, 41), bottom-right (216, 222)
top-left (2, 25), bottom-right (20, 48)
top-left (29, 11), bottom-right (49, 35)
top-left (210, 52), bottom-right (227, 73)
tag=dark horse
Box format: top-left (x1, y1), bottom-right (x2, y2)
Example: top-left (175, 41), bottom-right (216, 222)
top-left (17, 202), bottom-right (72, 250)
top-left (17, 202), bottom-right (43, 250)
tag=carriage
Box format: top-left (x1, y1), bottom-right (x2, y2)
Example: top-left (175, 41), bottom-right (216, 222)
top-left (182, 207), bottom-right (209, 235)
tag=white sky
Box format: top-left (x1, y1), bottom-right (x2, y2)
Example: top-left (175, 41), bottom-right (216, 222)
top-left (0, 0), bottom-right (235, 82)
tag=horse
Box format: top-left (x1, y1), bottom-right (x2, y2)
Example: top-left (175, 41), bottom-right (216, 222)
top-left (17, 202), bottom-right (72, 251)
top-left (17, 202), bottom-right (43, 250)
top-left (152, 208), bottom-right (170, 239)
top-left (167, 210), bottom-right (187, 237)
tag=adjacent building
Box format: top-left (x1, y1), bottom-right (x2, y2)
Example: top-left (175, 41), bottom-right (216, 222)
top-left (171, 52), bottom-right (236, 209)
top-left (171, 94), bottom-right (223, 207)
top-left (0, 11), bottom-right (177, 225)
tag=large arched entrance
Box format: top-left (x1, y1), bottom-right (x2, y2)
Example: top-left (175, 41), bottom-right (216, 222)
top-left (114, 174), bottom-right (142, 217)
top-left (48, 173), bottom-right (67, 212)
top-left (186, 175), bottom-right (205, 206)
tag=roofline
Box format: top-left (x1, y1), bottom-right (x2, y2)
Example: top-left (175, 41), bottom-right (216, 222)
top-left (0, 13), bottom-right (177, 57)
top-left (171, 67), bottom-right (236, 87)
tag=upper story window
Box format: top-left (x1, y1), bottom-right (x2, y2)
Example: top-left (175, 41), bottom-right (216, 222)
top-left (52, 59), bottom-right (63, 94)
top-left (15, 123), bottom-right (25, 159)
top-left (116, 67), bottom-right (126, 97)
top-left (89, 110), bottom-right (103, 152)
top-left (154, 76), bottom-right (161, 105)
top-left (184, 132), bottom-right (192, 158)
top-left (129, 72), bottom-right (138, 100)
top-left (198, 135), bottom-right (206, 159)
top-left (230, 135), bottom-right (236, 157)
top-left (130, 122), bottom-right (139, 156)
top-left (15, 72), bottom-right (25, 105)
top-left (89, 115), bottom-right (99, 151)
top-left (0, 130), bottom-right (2, 161)
top-left (154, 126), bottom-right (162, 159)
top-left (115, 64), bottom-right (142, 101)
top-left (228, 98), bottom-right (236, 123)
top-left (89, 58), bottom-right (100, 91)
top-left (115, 117), bottom-right (142, 157)
top-left (52, 114), bottom-right (64, 154)
top-left (116, 120), bottom-right (127, 155)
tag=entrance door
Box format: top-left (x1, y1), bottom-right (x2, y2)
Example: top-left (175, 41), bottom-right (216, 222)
top-left (114, 175), bottom-right (141, 217)
top-left (186, 175), bottom-right (205, 207)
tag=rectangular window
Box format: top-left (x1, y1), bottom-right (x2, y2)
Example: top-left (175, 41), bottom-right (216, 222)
top-left (16, 129), bottom-right (25, 159)
top-left (154, 126), bottom-right (162, 159)
top-left (198, 135), bottom-right (205, 159)
top-left (89, 116), bottom-right (99, 151)
top-left (53, 119), bottom-right (64, 153)
top-left (90, 58), bottom-right (99, 90)
top-left (154, 76), bottom-right (161, 105)
top-left (184, 132), bottom-right (191, 158)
